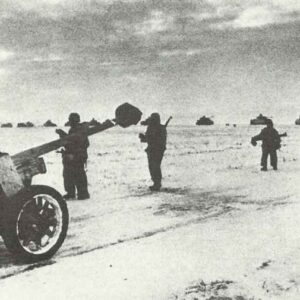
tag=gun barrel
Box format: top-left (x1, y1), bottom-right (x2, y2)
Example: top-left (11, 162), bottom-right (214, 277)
top-left (12, 120), bottom-right (115, 166)
top-left (11, 102), bottom-right (142, 179)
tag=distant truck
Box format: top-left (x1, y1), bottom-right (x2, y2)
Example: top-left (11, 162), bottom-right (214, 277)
top-left (196, 116), bottom-right (214, 126)
top-left (250, 114), bottom-right (269, 125)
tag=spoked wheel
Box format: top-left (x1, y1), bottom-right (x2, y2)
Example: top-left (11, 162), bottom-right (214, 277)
top-left (2, 185), bottom-right (68, 262)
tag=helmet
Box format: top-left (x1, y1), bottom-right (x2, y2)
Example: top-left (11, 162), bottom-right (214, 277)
top-left (140, 112), bottom-right (161, 126)
top-left (266, 119), bottom-right (273, 127)
top-left (69, 113), bottom-right (80, 124)
top-left (150, 113), bottom-right (160, 124)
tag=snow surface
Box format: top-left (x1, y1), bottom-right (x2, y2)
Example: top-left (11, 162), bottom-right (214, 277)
top-left (0, 125), bottom-right (300, 299)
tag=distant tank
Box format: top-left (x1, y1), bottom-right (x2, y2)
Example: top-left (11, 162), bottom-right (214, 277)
top-left (196, 116), bottom-right (214, 126)
top-left (26, 122), bottom-right (34, 127)
top-left (43, 120), bottom-right (57, 127)
top-left (1, 123), bottom-right (13, 128)
top-left (17, 123), bottom-right (27, 128)
top-left (295, 116), bottom-right (300, 125)
top-left (17, 122), bottom-right (34, 128)
top-left (250, 114), bottom-right (269, 125)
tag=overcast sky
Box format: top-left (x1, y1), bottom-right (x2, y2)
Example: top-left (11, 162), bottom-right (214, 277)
top-left (0, 0), bottom-right (299, 124)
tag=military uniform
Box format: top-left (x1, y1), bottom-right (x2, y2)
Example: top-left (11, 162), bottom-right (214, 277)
top-left (57, 113), bottom-right (90, 200)
top-left (140, 113), bottom-right (167, 190)
top-left (252, 122), bottom-right (281, 171)
top-left (63, 125), bottom-right (90, 199)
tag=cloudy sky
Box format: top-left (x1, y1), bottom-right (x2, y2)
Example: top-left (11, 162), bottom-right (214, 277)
top-left (0, 0), bottom-right (299, 124)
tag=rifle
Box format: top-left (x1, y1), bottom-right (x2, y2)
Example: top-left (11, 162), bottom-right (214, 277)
top-left (279, 132), bottom-right (287, 138)
top-left (165, 116), bottom-right (172, 127)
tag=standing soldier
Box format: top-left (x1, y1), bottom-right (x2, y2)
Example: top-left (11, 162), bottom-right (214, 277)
top-left (56, 113), bottom-right (90, 200)
top-left (139, 113), bottom-right (168, 191)
top-left (251, 119), bottom-right (281, 171)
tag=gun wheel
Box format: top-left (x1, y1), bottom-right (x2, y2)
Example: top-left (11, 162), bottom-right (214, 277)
top-left (2, 185), bottom-right (68, 262)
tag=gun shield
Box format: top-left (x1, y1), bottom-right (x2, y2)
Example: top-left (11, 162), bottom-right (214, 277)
top-left (115, 103), bottom-right (142, 128)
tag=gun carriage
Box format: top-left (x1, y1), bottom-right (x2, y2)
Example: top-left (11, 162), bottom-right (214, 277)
top-left (0, 103), bottom-right (142, 262)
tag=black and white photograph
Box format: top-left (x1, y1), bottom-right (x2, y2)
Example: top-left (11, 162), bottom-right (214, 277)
top-left (0, 0), bottom-right (299, 299)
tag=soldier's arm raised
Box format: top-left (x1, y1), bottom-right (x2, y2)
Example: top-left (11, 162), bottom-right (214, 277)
top-left (251, 131), bottom-right (263, 146)
top-left (252, 131), bottom-right (263, 141)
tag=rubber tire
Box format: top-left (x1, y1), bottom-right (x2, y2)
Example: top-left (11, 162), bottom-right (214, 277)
top-left (2, 185), bottom-right (69, 263)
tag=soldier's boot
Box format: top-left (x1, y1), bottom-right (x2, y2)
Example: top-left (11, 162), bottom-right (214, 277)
top-left (271, 160), bottom-right (278, 170)
top-left (261, 167), bottom-right (267, 171)
top-left (149, 185), bottom-right (161, 191)
top-left (77, 192), bottom-right (90, 200)
top-left (63, 193), bottom-right (76, 200)
top-left (149, 181), bottom-right (161, 191)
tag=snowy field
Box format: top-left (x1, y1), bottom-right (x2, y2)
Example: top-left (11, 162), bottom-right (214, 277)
top-left (0, 124), bottom-right (300, 299)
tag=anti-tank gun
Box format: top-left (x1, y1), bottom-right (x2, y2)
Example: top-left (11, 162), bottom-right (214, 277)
top-left (0, 103), bottom-right (142, 262)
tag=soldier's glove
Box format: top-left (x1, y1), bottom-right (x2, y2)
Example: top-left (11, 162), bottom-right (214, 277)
top-left (56, 148), bottom-right (65, 154)
top-left (139, 133), bottom-right (146, 143)
top-left (251, 138), bottom-right (257, 146)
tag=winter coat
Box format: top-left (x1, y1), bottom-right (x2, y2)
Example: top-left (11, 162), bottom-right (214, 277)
top-left (145, 124), bottom-right (167, 153)
top-left (252, 127), bottom-right (281, 150)
top-left (64, 124), bottom-right (90, 162)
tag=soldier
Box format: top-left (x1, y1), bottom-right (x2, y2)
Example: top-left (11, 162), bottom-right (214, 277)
top-left (56, 113), bottom-right (90, 200)
top-left (251, 119), bottom-right (281, 171)
top-left (139, 113), bottom-right (167, 191)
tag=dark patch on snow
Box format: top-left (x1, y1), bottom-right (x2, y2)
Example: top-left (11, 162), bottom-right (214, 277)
top-left (0, 259), bottom-right (55, 280)
top-left (171, 279), bottom-right (250, 300)
top-left (132, 186), bottom-right (191, 197)
top-left (262, 278), bottom-right (299, 294)
top-left (154, 190), bottom-right (242, 217)
top-left (257, 260), bottom-right (272, 270)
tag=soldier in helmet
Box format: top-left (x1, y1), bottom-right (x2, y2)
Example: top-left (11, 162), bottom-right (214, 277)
top-left (139, 113), bottom-right (167, 191)
top-left (251, 119), bottom-right (281, 171)
top-left (56, 113), bottom-right (90, 200)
